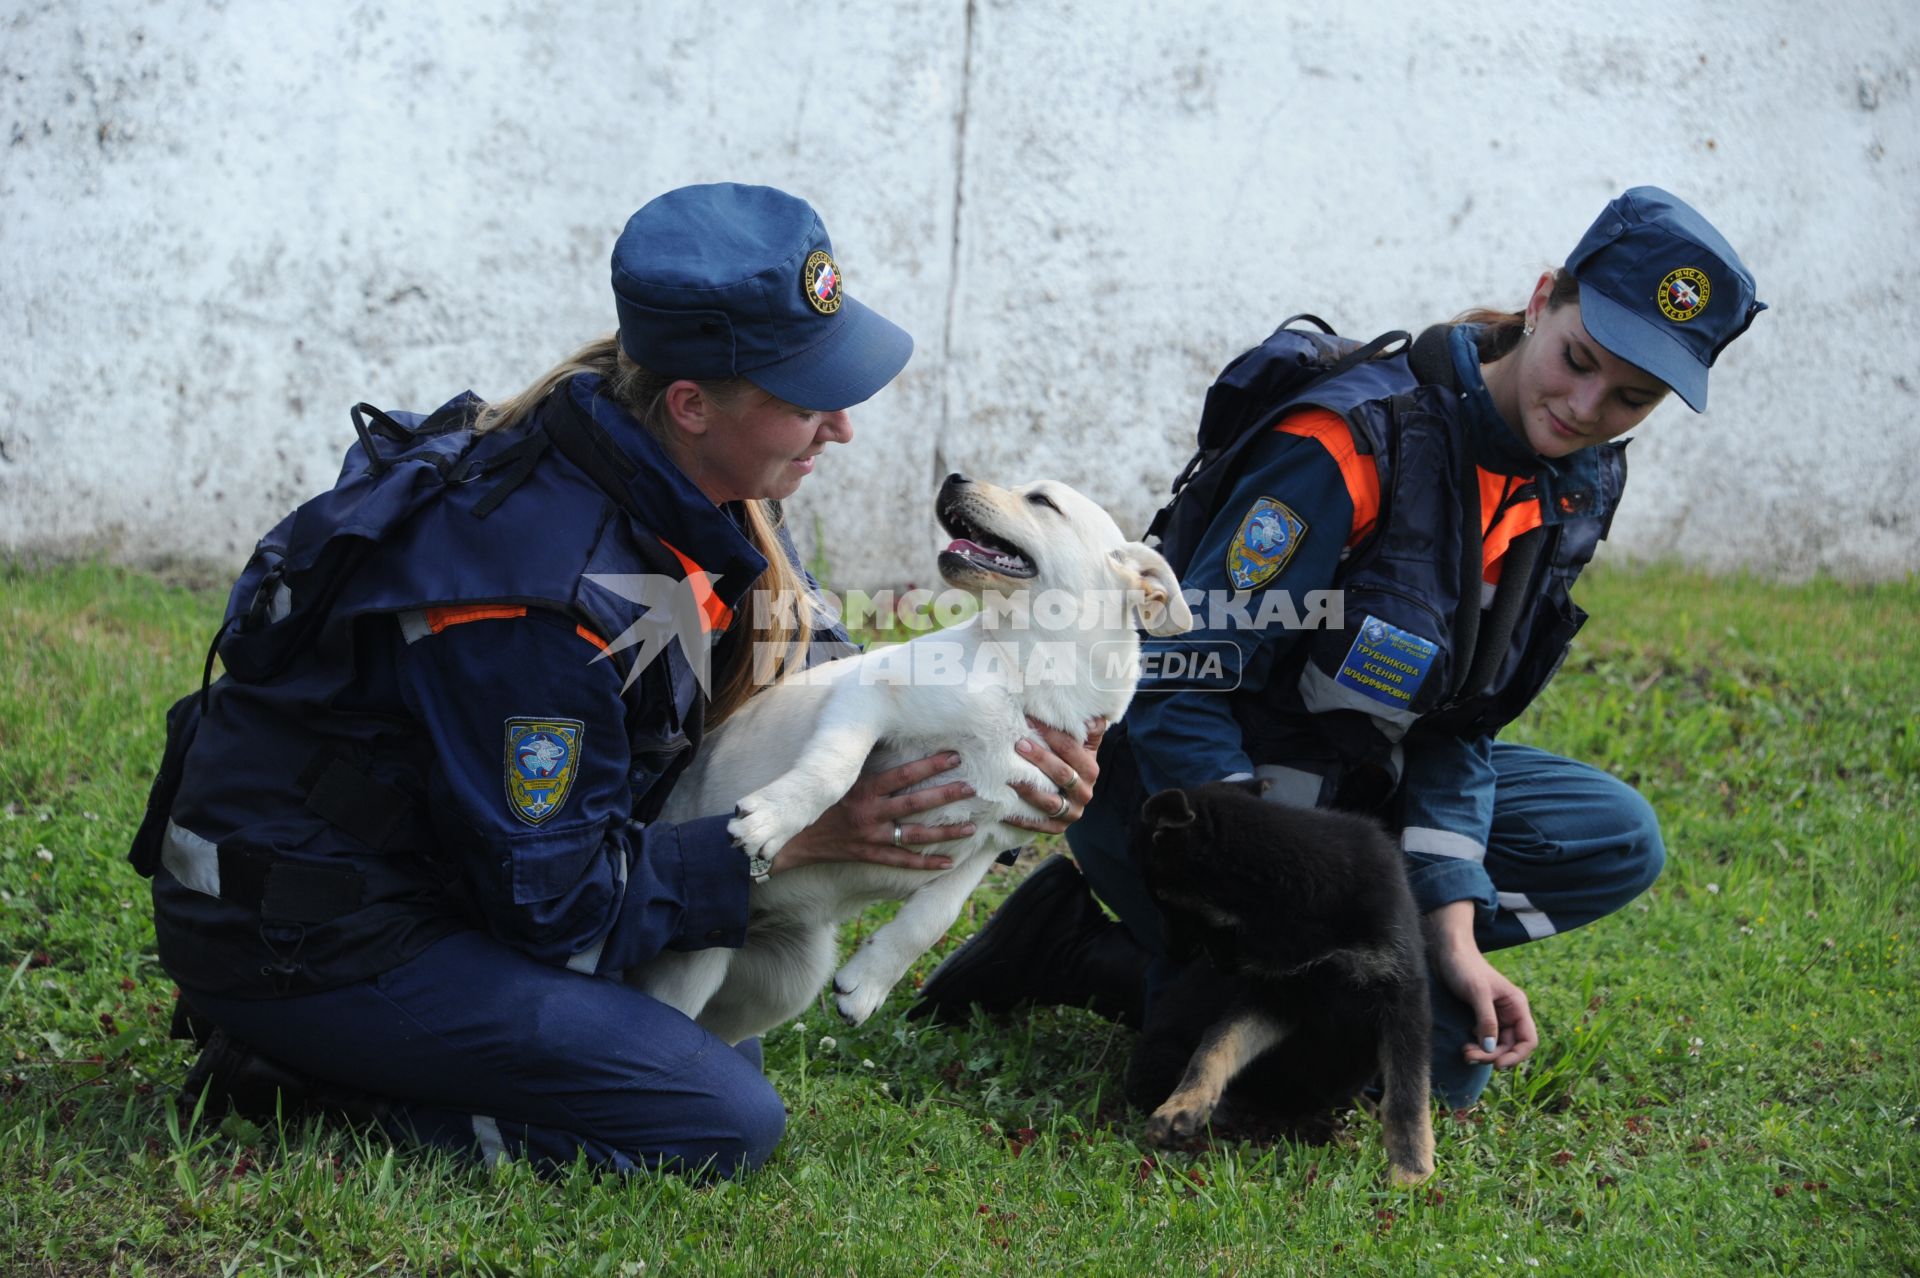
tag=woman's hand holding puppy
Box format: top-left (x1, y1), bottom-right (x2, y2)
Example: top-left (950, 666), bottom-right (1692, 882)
top-left (1005, 717), bottom-right (1107, 834)
top-left (769, 752), bottom-right (975, 874)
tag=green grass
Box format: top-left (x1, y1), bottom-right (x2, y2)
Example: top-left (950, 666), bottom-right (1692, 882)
top-left (1, 559), bottom-right (1916, 1276)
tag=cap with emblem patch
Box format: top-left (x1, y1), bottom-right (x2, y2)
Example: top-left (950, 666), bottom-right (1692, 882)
top-left (1564, 185), bottom-right (1765, 412)
top-left (611, 183), bottom-right (913, 412)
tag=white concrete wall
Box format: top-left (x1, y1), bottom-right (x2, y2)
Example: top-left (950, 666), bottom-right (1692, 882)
top-left (3, 0), bottom-right (1915, 586)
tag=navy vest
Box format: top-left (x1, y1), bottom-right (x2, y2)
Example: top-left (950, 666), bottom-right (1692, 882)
top-left (1156, 325), bottom-right (1626, 807)
top-left (144, 377), bottom-right (796, 998)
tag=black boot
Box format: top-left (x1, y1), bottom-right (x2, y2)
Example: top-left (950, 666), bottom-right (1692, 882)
top-left (909, 854), bottom-right (1151, 1028)
top-left (177, 1029), bottom-right (315, 1125)
top-left (177, 1029), bottom-right (387, 1127)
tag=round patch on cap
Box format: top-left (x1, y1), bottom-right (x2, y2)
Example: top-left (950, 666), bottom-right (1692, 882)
top-left (1657, 266), bottom-right (1711, 323)
top-left (802, 249), bottom-right (842, 316)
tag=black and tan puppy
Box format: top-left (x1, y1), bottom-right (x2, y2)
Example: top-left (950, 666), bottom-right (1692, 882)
top-left (1124, 782), bottom-right (1434, 1185)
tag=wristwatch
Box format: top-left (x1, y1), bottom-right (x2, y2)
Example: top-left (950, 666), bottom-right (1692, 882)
top-left (733, 812), bottom-right (774, 883)
top-left (729, 832), bottom-right (768, 882)
top-left (743, 844), bottom-right (774, 884)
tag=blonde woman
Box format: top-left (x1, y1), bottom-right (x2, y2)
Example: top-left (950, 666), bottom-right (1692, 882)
top-left (139, 184), bottom-right (1098, 1176)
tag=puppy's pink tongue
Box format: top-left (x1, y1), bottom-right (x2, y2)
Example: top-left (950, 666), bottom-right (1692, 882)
top-left (946, 539), bottom-right (990, 555)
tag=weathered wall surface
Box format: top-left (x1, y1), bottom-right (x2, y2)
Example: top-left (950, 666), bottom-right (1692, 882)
top-left (3, 0), bottom-right (1915, 586)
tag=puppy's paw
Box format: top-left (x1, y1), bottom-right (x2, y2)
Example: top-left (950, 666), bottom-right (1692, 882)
top-left (1383, 1099), bottom-right (1436, 1187)
top-left (727, 796), bottom-right (794, 861)
top-left (1145, 1096), bottom-right (1213, 1146)
top-left (1389, 1160), bottom-right (1434, 1187)
top-left (832, 970), bottom-right (887, 1027)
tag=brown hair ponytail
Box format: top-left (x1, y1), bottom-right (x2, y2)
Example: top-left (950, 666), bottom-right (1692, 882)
top-left (1454, 269), bottom-right (1582, 359)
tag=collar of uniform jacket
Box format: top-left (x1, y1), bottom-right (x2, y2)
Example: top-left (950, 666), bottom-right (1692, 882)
top-left (1446, 323), bottom-right (1559, 481)
top-left (564, 374), bottom-right (770, 611)
top-left (1446, 323), bottom-right (1622, 529)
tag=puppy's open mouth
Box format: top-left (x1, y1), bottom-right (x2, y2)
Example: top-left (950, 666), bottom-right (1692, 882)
top-left (937, 505), bottom-right (1037, 580)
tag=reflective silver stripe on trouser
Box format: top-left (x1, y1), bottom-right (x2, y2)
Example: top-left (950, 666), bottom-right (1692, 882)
top-left (161, 821), bottom-right (223, 897)
top-left (472, 1115), bottom-right (507, 1165)
top-left (1496, 890), bottom-right (1558, 940)
top-left (566, 824), bottom-right (636, 976)
top-left (1402, 826), bottom-right (1487, 863)
top-left (1254, 764), bottom-right (1324, 809)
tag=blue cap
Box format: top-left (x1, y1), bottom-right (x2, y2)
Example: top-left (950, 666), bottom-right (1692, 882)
top-left (1564, 186), bottom-right (1764, 412)
top-left (611, 183), bottom-right (913, 411)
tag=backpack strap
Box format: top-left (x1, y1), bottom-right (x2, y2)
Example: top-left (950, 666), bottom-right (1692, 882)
top-left (468, 430), bottom-right (553, 518)
top-left (541, 385), bottom-right (646, 517)
top-left (1276, 312), bottom-right (1338, 335)
top-left (1323, 328), bottom-right (1411, 382)
top-left (1144, 323), bottom-right (1409, 549)
top-left (348, 403), bottom-right (417, 476)
top-left (1456, 525), bottom-right (1545, 700)
top-left (1448, 408), bottom-right (1484, 697)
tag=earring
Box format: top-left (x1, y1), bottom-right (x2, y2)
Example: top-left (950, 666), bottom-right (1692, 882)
top-left (1522, 323), bottom-right (1534, 337)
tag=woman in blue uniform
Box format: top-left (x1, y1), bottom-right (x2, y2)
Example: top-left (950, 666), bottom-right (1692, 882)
top-left (138, 183), bottom-right (1099, 1177)
top-left (914, 187), bottom-right (1764, 1109)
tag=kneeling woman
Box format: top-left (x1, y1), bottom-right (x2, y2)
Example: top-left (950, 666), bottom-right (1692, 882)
top-left (916, 187), bottom-right (1764, 1109)
top-left (137, 184), bottom-right (1097, 1176)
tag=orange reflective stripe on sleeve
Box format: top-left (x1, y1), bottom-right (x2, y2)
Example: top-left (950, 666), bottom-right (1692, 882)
top-left (423, 605), bottom-right (527, 633)
top-left (421, 604), bottom-right (608, 651)
top-left (1275, 409), bottom-right (1381, 546)
top-left (656, 538), bottom-right (736, 633)
top-left (1263, 411), bottom-right (1547, 585)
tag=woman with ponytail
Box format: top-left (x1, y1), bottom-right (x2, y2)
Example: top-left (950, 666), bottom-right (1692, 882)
top-left (145, 184), bottom-right (1074, 1177)
top-left (915, 186), bottom-right (1766, 1116)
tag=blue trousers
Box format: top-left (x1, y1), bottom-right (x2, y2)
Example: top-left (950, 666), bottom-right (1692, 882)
top-left (182, 931), bottom-right (783, 1177)
top-left (1067, 741), bottom-right (1665, 1107)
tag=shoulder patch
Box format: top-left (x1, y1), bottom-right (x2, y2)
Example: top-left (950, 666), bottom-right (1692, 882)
top-left (1226, 497), bottom-right (1308, 591)
top-left (504, 718), bottom-right (585, 826)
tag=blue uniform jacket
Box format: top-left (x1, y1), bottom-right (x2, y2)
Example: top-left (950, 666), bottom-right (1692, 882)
top-left (154, 376), bottom-right (843, 999)
top-left (1118, 326), bottom-right (1623, 921)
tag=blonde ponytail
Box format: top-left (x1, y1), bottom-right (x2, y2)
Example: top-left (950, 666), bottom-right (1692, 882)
top-left (707, 498), bottom-right (816, 727)
top-left (476, 336), bottom-right (814, 726)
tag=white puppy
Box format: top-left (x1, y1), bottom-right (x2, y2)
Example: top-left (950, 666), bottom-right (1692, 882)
top-left (630, 474), bottom-right (1192, 1044)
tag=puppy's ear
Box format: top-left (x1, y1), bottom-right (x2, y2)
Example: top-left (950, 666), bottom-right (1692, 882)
top-left (1141, 787), bottom-right (1196, 831)
top-left (1110, 544), bottom-right (1194, 637)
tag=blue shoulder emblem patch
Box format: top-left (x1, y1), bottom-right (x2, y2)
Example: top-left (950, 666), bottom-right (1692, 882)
top-left (1226, 497), bottom-right (1308, 591)
top-left (505, 718), bottom-right (585, 826)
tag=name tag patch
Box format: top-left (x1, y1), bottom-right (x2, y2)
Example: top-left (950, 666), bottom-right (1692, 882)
top-left (1334, 616), bottom-right (1436, 709)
